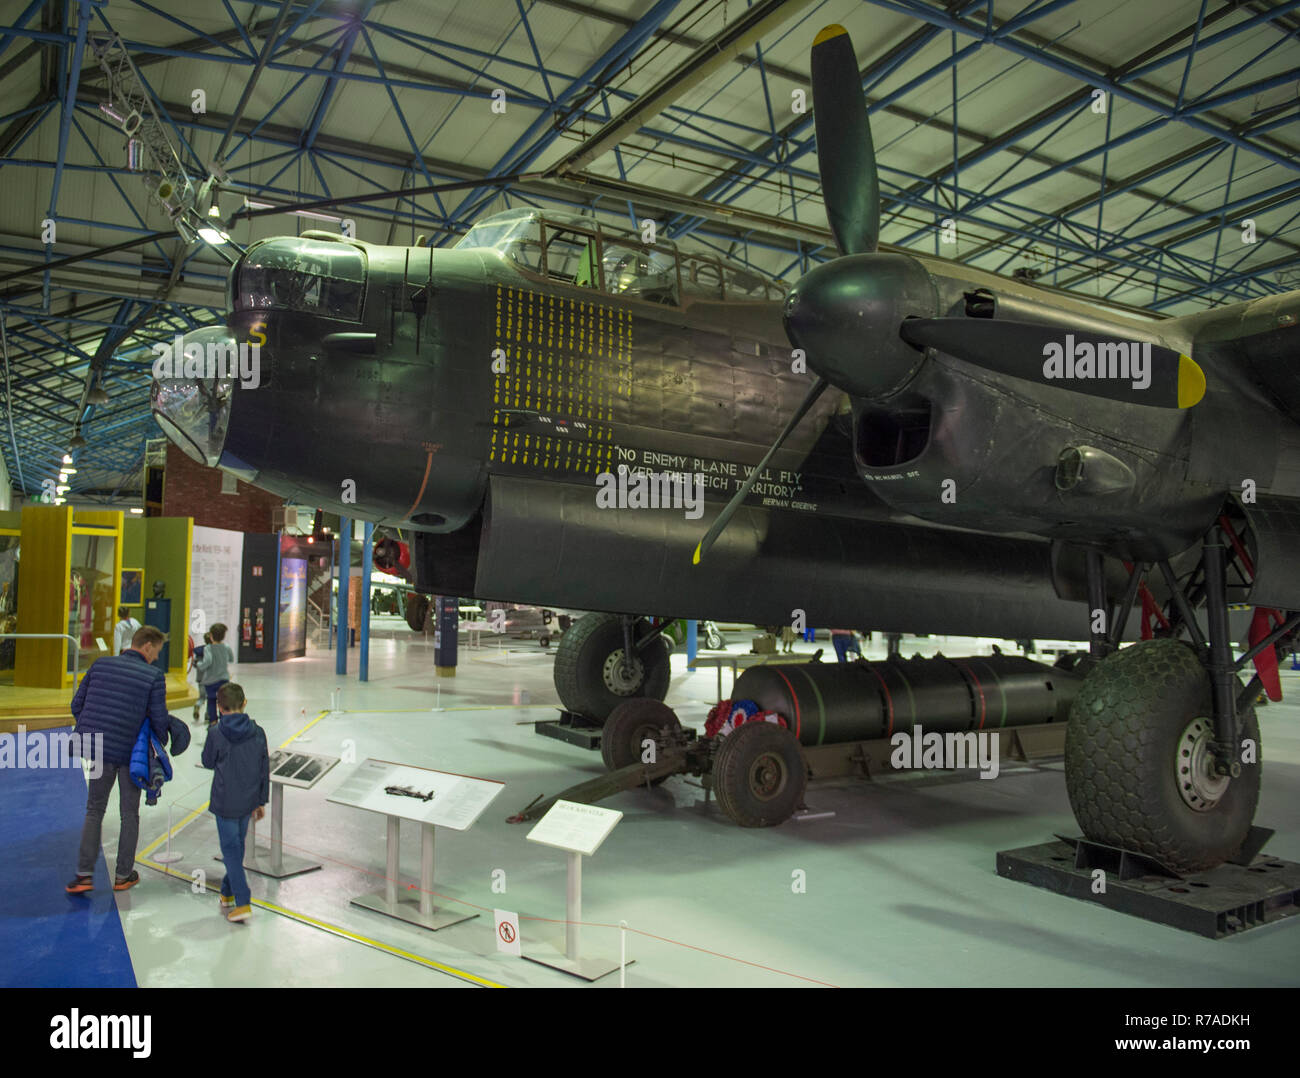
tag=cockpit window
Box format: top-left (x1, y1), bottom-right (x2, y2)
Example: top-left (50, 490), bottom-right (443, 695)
top-left (235, 238), bottom-right (365, 320)
top-left (603, 241), bottom-right (678, 305)
top-left (458, 210), bottom-right (788, 306)
top-left (544, 228), bottom-right (600, 288)
top-left (455, 214), bottom-right (543, 273)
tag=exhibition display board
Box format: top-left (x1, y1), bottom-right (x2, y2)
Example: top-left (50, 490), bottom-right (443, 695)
top-left (190, 525), bottom-right (243, 642)
top-left (122, 515), bottom-right (193, 675)
top-left (328, 758), bottom-right (504, 930)
top-left (220, 750), bottom-right (340, 879)
top-left (525, 800), bottom-right (628, 981)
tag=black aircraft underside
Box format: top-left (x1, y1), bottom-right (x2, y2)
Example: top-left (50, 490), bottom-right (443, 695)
top-left (162, 234), bottom-right (1297, 641)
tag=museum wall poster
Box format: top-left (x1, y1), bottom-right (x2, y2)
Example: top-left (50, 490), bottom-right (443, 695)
top-left (190, 525), bottom-right (243, 643)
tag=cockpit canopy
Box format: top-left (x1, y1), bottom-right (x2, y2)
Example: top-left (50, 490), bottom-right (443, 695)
top-left (232, 237), bottom-right (366, 319)
top-left (453, 209), bottom-right (786, 306)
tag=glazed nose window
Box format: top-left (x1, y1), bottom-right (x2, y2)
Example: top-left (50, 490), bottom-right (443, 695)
top-left (150, 325), bottom-right (237, 467)
top-left (234, 237), bottom-right (366, 320)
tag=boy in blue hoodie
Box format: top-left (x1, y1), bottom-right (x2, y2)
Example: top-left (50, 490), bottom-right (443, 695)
top-left (200, 682), bottom-right (269, 923)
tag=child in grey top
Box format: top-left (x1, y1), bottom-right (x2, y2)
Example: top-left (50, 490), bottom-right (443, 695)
top-left (195, 622), bottom-right (236, 726)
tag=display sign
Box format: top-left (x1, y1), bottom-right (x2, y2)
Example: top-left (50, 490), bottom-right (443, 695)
top-left (190, 526), bottom-right (243, 638)
top-left (268, 749), bottom-right (339, 789)
top-left (327, 758), bottom-right (504, 830)
top-left (276, 556), bottom-right (307, 660)
top-left (526, 800), bottom-right (622, 856)
top-left (494, 909), bottom-right (522, 956)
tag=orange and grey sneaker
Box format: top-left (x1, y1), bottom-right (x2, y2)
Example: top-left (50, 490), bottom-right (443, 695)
top-left (227, 905), bottom-right (252, 923)
top-left (113, 871), bottom-right (140, 891)
top-left (65, 874), bottom-right (94, 894)
top-left (220, 894), bottom-right (236, 910)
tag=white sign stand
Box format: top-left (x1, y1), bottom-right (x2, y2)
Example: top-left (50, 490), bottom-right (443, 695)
top-left (217, 751), bottom-right (339, 878)
top-left (351, 816), bottom-right (476, 930)
top-left (524, 800), bottom-right (630, 981)
top-left (327, 758), bottom-right (504, 932)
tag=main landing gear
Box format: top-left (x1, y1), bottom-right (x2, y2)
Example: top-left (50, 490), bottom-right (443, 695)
top-left (553, 613), bottom-right (672, 722)
top-left (1064, 520), bottom-right (1300, 873)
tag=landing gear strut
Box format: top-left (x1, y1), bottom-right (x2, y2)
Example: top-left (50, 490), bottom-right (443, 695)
top-left (553, 613), bottom-right (672, 722)
top-left (1066, 519), bottom-right (1299, 872)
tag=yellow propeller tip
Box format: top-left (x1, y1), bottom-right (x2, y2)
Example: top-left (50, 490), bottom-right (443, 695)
top-left (1177, 354), bottom-right (1206, 408)
top-left (692, 543), bottom-right (702, 566)
top-left (813, 24), bottom-right (848, 46)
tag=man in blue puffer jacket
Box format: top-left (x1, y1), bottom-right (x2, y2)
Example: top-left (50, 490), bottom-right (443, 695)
top-left (201, 683), bottom-right (269, 923)
top-left (67, 624), bottom-right (171, 894)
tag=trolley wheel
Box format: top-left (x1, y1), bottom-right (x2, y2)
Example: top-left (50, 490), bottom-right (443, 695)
top-left (1065, 638), bottom-right (1261, 873)
top-left (600, 698), bottom-right (681, 784)
top-left (712, 721), bottom-right (806, 828)
top-left (553, 613), bottom-right (670, 722)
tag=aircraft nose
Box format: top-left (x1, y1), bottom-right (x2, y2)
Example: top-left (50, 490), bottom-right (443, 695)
top-left (149, 325), bottom-right (238, 467)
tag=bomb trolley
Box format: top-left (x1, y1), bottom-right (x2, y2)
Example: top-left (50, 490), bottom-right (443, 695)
top-left (510, 653), bottom-right (1082, 827)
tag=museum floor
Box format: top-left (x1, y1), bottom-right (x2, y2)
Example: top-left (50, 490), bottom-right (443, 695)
top-left (8, 629), bottom-right (1300, 988)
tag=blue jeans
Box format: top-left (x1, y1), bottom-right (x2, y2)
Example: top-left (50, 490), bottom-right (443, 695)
top-left (205, 680), bottom-right (228, 724)
top-left (832, 635), bottom-right (859, 663)
top-left (215, 813), bottom-right (251, 907)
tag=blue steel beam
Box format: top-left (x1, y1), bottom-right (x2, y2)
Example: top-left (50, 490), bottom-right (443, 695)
top-left (439, 0), bottom-right (684, 236)
top-left (859, 0), bottom-right (1299, 171)
top-left (303, 0), bottom-right (380, 150)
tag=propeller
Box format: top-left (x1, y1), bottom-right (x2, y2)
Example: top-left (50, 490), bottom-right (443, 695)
top-left (811, 24), bottom-right (878, 256)
top-left (694, 22), bottom-right (1205, 565)
top-left (898, 319), bottom-right (1205, 408)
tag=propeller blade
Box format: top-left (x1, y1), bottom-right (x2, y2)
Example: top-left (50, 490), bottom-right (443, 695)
top-left (811, 25), bottom-right (878, 256)
top-left (898, 319), bottom-right (1205, 408)
top-left (693, 377), bottom-right (829, 565)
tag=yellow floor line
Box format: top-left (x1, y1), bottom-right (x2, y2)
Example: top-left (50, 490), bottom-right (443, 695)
top-left (279, 708), bottom-right (331, 748)
top-left (137, 857), bottom-right (505, 988)
top-left (140, 708), bottom-right (331, 857)
top-left (138, 803), bottom-right (208, 858)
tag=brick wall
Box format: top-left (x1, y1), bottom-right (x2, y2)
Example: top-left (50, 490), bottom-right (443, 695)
top-left (160, 443), bottom-right (282, 532)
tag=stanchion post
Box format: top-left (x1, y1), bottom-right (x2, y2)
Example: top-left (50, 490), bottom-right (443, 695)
top-left (620, 920), bottom-right (627, 987)
top-left (385, 814), bottom-right (399, 907)
top-left (420, 823), bottom-right (434, 917)
top-left (566, 850), bottom-right (582, 961)
top-left (270, 782), bottom-right (284, 875)
top-left (155, 803), bottom-right (183, 864)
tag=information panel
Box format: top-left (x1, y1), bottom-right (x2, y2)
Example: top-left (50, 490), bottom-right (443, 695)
top-left (268, 749), bottom-right (339, 789)
top-left (327, 758), bottom-right (504, 830)
top-left (526, 800), bottom-right (622, 856)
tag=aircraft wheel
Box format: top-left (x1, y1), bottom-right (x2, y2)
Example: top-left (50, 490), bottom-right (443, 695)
top-left (1065, 638), bottom-right (1260, 873)
top-left (553, 613), bottom-right (670, 721)
top-left (404, 593), bottom-right (431, 633)
top-left (600, 698), bottom-right (681, 785)
top-left (704, 624), bottom-right (725, 650)
top-left (712, 721), bottom-right (806, 828)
